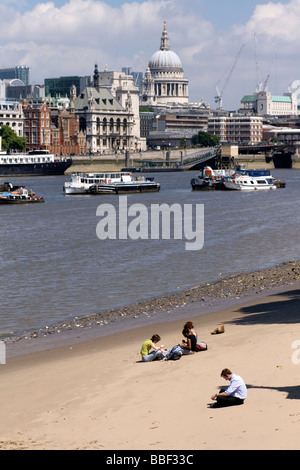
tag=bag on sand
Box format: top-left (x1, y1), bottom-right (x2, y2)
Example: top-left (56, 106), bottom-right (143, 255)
top-left (211, 325), bottom-right (225, 335)
top-left (165, 345), bottom-right (183, 361)
top-left (195, 341), bottom-right (207, 351)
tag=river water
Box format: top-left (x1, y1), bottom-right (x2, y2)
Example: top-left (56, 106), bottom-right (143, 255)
top-left (0, 169), bottom-right (299, 339)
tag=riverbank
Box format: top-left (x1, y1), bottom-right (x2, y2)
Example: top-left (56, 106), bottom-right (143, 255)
top-left (5, 260), bottom-right (299, 356)
top-left (0, 261), bottom-right (300, 450)
top-left (65, 150), bottom-right (300, 173)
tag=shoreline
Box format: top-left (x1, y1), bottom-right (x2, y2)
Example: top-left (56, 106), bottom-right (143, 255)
top-left (1, 270), bottom-right (300, 449)
top-left (5, 259), bottom-right (300, 358)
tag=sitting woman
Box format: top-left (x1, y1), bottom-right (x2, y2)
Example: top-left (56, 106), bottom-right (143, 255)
top-left (183, 321), bottom-right (198, 343)
top-left (179, 328), bottom-right (198, 355)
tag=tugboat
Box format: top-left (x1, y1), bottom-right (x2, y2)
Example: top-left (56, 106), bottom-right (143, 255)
top-left (0, 183), bottom-right (44, 204)
top-left (191, 167), bottom-right (235, 190)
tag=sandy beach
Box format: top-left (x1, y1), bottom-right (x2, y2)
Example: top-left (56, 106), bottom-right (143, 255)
top-left (0, 264), bottom-right (300, 450)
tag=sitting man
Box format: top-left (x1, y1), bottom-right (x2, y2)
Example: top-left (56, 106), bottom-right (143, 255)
top-left (211, 368), bottom-right (247, 408)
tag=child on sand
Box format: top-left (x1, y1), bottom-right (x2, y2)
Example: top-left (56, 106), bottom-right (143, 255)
top-left (140, 334), bottom-right (165, 362)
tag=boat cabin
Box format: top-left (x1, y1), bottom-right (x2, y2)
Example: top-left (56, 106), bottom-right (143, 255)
top-left (70, 172), bottom-right (133, 184)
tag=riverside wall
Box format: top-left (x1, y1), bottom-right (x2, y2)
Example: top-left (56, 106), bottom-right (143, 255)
top-left (65, 149), bottom-right (300, 173)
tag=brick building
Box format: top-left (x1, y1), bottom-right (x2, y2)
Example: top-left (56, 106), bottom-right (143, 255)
top-left (49, 106), bottom-right (86, 156)
top-left (24, 101), bottom-right (86, 155)
top-left (23, 102), bottom-right (51, 151)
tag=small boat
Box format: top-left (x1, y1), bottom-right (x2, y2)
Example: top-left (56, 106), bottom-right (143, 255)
top-left (273, 178), bottom-right (286, 188)
top-left (64, 172), bottom-right (160, 195)
top-left (223, 169), bottom-right (277, 191)
top-left (0, 185), bottom-right (44, 204)
top-left (191, 166), bottom-right (235, 190)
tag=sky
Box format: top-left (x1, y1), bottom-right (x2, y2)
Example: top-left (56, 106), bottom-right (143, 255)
top-left (1, 0), bottom-right (299, 109)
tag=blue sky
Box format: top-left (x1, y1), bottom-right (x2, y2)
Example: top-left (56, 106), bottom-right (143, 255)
top-left (0, 0), bottom-right (298, 109)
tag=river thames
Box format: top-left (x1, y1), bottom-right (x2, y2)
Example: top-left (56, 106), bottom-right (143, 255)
top-left (0, 168), bottom-right (299, 339)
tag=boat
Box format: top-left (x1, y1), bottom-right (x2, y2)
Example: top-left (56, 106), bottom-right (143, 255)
top-left (223, 169), bottom-right (277, 191)
top-left (0, 184), bottom-right (44, 204)
top-left (191, 166), bottom-right (235, 190)
top-left (273, 177), bottom-right (286, 188)
top-left (64, 172), bottom-right (160, 195)
top-left (0, 150), bottom-right (72, 176)
top-left (64, 172), bottom-right (132, 194)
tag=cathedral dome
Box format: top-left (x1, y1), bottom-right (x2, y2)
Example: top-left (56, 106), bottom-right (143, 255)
top-left (149, 49), bottom-right (183, 71)
top-left (141, 21), bottom-right (189, 106)
top-left (148, 21), bottom-right (183, 72)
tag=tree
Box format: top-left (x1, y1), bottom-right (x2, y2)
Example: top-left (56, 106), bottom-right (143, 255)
top-left (180, 138), bottom-right (186, 148)
top-left (0, 125), bottom-right (26, 153)
top-left (191, 131), bottom-right (219, 147)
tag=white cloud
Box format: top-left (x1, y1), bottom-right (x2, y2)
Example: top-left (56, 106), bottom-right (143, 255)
top-left (0, 0), bottom-right (300, 108)
top-left (238, 0), bottom-right (300, 42)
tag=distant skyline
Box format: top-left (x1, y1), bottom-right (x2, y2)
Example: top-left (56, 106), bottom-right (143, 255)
top-left (1, 0), bottom-right (299, 109)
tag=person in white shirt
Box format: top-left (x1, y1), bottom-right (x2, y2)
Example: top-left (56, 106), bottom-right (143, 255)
top-left (211, 368), bottom-right (247, 408)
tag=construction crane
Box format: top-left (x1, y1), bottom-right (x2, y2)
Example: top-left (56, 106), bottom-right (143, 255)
top-left (214, 43), bottom-right (245, 109)
top-left (254, 33), bottom-right (271, 92)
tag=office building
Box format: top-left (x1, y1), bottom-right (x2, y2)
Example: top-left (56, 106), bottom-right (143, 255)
top-left (208, 115), bottom-right (263, 143)
top-left (0, 66), bottom-right (29, 86)
top-left (45, 76), bottom-right (90, 98)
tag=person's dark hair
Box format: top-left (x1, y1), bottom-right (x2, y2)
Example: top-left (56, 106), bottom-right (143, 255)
top-left (151, 334), bottom-right (161, 342)
top-left (183, 321), bottom-right (194, 330)
top-left (182, 328), bottom-right (190, 336)
top-left (221, 368), bottom-right (232, 377)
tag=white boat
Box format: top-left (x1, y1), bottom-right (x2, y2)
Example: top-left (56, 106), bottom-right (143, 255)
top-left (0, 150), bottom-right (72, 176)
top-left (64, 172), bottom-right (160, 194)
top-left (64, 172), bottom-right (131, 194)
top-left (89, 175), bottom-right (160, 194)
top-left (191, 166), bottom-right (235, 190)
top-left (223, 169), bottom-right (277, 191)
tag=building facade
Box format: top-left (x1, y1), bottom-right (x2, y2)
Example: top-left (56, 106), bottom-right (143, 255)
top-left (0, 66), bottom-right (29, 86)
top-left (93, 66), bottom-right (142, 142)
top-left (0, 100), bottom-right (24, 137)
top-left (240, 91), bottom-right (298, 116)
top-left (73, 66), bottom-right (142, 154)
top-left (23, 102), bottom-right (51, 151)
top-left (48, 105), bottom-right (86, 156)
top-left (122, 67), bottom-right (143, 92)
top-left (208, 115), bottom-right (263, 143)
top-left (141, 22), bottom-right (189, 107)
top-left (45, 76), bottom-right (90, 99)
